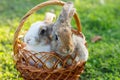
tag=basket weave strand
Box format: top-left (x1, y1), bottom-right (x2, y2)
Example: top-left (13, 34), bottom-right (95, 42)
top-left (13, 0), bottom-right (86, 80)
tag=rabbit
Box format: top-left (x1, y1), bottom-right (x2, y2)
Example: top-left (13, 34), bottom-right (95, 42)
top-left (24, 21), bottom-right (53, 52)
top-left (24, 12), bottom-right (56, 53)
top-left (51, 2), bottom-right (88, 66)
top-left (23, 12), bottom-right (56, 68)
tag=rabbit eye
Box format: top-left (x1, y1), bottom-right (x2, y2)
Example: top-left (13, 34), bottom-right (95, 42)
top-left (40, 29), bottom-right (45, 35)
top-left (59, 14), bottom-right (64, 23)
top-left (60, 19), bottom-right (64, 23)
top-left (55, 35), bottom-right (58, 40)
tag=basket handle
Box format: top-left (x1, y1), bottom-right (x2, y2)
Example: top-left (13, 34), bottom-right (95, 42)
top-left (13, 0), bottom-right (82, 54)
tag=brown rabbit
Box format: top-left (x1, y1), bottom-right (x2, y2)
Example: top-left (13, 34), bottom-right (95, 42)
top-left (51, 2), bottom-right (88, 65)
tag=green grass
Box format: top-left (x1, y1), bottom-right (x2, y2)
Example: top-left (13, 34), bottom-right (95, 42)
top-left (0, 0), bottom-right (120, 80)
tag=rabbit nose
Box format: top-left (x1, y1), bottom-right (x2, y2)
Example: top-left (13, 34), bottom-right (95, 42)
top-left (67, 48), bottom-right (70, 52)
top-left (63, 48), bottom-right (71, 54)
top-left (67, 48), bottom-right (72, 53)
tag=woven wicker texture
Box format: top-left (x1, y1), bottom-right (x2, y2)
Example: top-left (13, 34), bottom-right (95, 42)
top-left (13, 0), bottom-right (86, 80)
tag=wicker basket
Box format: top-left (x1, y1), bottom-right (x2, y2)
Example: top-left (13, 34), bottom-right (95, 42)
top-left (13, 0), bottom-right (87, 80)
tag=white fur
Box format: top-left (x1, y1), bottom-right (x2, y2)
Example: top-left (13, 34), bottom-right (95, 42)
top-left (24, 21), bottom-right (50, 52)
top-left (72, 34), bottom-right (88, 62)
top-left (24, 21), bottom-right (47, 46)
top-left (44, 12), bottom-right (56, 23)
top-left (24, 43), bottom-right (51, 53)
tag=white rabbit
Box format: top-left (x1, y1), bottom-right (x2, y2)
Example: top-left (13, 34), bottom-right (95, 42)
top-left (24, 12), bottom-right (56, 53)
top-left (51, 2), bottom-right (88, 66)
top-left (23, 12), bottom-right (56, 68)
top-left (24, 21), bottom-right (51, 52)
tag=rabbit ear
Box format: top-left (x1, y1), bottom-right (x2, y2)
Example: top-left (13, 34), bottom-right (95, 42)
top-left (69, 8), bottom-right (76, 18)
top-left (66, 2), bottom-right (74, 14)
top-left (44, 12), bottom-right (56, 23)
top-left (64, 2), bottom-right (73, 11)
top-left (63, 2), bottom-right (75, 19)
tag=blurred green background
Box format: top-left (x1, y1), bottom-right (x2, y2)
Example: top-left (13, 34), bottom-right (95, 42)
top-left (0, 0), bottom-right (120, 80)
